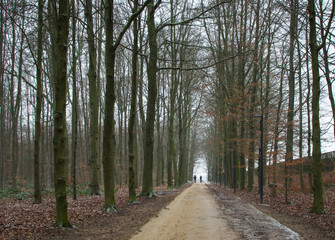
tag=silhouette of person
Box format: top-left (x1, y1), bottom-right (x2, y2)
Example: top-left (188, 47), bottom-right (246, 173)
top-left (193, 175), bottom-right (196, 183)
top-left (200, 175), bottom-right (202, 183)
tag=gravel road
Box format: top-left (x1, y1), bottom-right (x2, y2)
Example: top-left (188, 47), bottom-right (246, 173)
top-left (130, 183), bottom-right (302, 240)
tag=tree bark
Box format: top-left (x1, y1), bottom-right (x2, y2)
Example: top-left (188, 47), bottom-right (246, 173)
top-left (102, 0), bottom-right (117, 210)
top-left (71, 0), bottom-right (78, 200)
top-left (85, 0), bottom-right (100, 195)
top-left (285, 0), bottom-right (298, 202)
top-left (248, 0), bottom-right (260, 192)
top-left (0, 0), bottom-right (5, 189)
top-left (53, 0), bottom-right (70, 227)
top-left (33, 0), bottom-right (43, 204)
top-left (138, 0), bottom-right (160, 197)
top-left (308, 0), bottom-right (325, 214)
top-left (128, 0), bottom-right (139, 202)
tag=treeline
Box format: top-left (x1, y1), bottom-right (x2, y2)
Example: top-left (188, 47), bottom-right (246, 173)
top-left (0, 0), bottom-right (334, 225)
top-left (0, 0), bottom-right (208, 225)
top-left (202, 0), bottom-right (335, 215)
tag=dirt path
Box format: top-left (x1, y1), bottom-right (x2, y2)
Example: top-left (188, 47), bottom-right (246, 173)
top-left (130, 183), bottom-right (239, 240)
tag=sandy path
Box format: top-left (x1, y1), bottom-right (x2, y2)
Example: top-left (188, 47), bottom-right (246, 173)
top-left (130, 183), bottom-right (239, 240)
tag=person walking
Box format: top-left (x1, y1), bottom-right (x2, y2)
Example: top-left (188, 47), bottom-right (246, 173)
top-left (193, 175), bottom-right (197, 183)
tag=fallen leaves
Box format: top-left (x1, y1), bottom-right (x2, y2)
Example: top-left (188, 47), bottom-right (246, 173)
top-left (222, 173), bottom-right (335, 239)
top-left (0, 187), bottom-right (147, 239)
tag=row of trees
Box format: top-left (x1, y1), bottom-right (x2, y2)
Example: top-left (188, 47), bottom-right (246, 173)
top-left (204, 0), bottom-right (334, 215)
top-left (0, 0), bottom-right (211, 226)
top-left (0, 0), bottom-right (334, 226)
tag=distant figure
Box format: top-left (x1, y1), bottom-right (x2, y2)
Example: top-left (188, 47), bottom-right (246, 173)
top-left (193, 175), bottom-right (196, 183)
top-left (200, 176), bottom-right (202, 183)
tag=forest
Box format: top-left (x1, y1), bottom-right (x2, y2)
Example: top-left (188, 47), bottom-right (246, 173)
top-left (0, 0), bottom-right (335, 233)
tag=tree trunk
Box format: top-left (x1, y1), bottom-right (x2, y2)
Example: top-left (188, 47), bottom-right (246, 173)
top-left (128, 0), bottom-right (139, 202)
top-left (139, 0), bottom-right (159, 197)
top-left (0, 0), bottom-right (5, 189)
top-left (308, 0), bottom-right (325, 214)
top-left (102, 0), bottom-right (116, 210)
top-left (34, 0), bottom-right (43, 204)
top-left (53, 0), bottom-right (70, 227)
top-left (71, 0), bottom-right (78, 200)
top-left (85, 0), bottom-right (100, 195)
top-left (10, 0), bottom-right (18, 188)
top-left (285, 0), bottom-right (297, 202)
top-left (305, 22), bottom-right (313, 193)
top-left (248, 0), bottom-right (260, 192)
top-left (273, 54), bottom-right (284, 185)
top-left (298, 37), bottom-right (305, 193)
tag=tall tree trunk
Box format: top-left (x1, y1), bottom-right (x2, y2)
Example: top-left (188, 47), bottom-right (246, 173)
top-left (167, 0), bottom-right (177, 189)
top-left (102, 0), bottom-right (117, 210)
top-left (128, 0), bottom-right (139, 202)
top-left (71, 0), bottom-right (78, 200)
top-left (298, 38), bottom-right (305, 193)
top-left (248, 0), bottom-right (260, 192)
top-left (0, 0), bottom-right (5, 189)
top-left (53, 0), bottom-right (70, 227)
top-left (155, 78), bottom-right (163, 186)
top-left (238, 0), bottom-right (247, 190)
top-left (85, 0), bottom-right (100, 195)
top-left (10, 0), bottom-right (18, 188)
top-left (285, 0), bottom-right (297, 202)
top-left (102, 0), bottom-right (150, 208)
top-left (273, 53), bottom-right (285, 184)
top-left (306, 23), bottom-right (313, 193)
top-left (34, 0), bottom-right (43, 204)
top-left (307, 0), bottom-right (332, 214)
top-left (139, 0), bottom-right (160, 197)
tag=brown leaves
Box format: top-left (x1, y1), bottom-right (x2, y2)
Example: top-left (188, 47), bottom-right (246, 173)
top-left (225, 173), bottom-right (335, 239)
top-left (0, 187), bottom-right (144, 239)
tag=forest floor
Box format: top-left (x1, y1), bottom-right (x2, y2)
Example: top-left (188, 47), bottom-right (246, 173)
top-left (1, 174), bottom-right (335, 239)
top-left (0, 184), bottom-right (188, 240)
top-left (209, 183), bottom-right (335, 240)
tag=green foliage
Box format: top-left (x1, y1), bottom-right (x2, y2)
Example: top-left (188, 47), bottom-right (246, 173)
top-left (66, 185), bottom-right (91, 195)
top-left (41, 188), bottom-right (54, 196)
top-left (0, 187), bottom-right (32, 200)
top-left (0, 185), bottom-right (96, 200)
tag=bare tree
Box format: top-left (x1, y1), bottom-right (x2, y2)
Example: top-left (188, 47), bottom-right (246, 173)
top-left (85, 0), bottom-right (100, 195)
top-left (52, 0), bottom-right (71, 227)
top-left (33, 0), bottom-right (43, 204)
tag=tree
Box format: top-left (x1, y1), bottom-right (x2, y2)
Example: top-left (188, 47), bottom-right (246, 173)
top-left (71, 0), bottom-right (78, 200)
top-left (102, 0), bottom-right (116, 210)
top-left (128, 0), bottom-right (139, 202)
top-left (284, 0), bottom-right (298, 203)
top-left (138, 0), bottom-right (160, 197)
top-left (33, 0), bottom-right (43, 204)
top-left (85, 0), bottom-right (100, 195)
top-left (10, 0), bottom-right (23, 188)
top-left (0, 0), bottom-right (5, 189)
top-left (52, 0), bottom-right (71, 227)
top-left (307, 0), bottom-right (334, 214)
top-left (102, 0), bottom-right (151, 209)
top-left (167, 0), bottom-right (178, 189)
top-left (248, 0), bottom-right (261, 193)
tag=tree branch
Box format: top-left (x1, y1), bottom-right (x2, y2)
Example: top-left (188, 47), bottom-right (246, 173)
top-left (317, 0), bottom-right (335, 51)
top-left (156, 0), bottom-right (233, 32)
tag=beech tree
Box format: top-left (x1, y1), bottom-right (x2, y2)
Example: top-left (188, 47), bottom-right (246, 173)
top-left (52, 0), bottom-right (70, 227)
top-left (33, 0), bottom-right (43, 204)
top-left (308, 0), bottom-right (334, 214)
top-left (128, 0), bottom-right (139, 202)
top-left (284, 0), bottom-right (298, 203)
top-left (85, 0), bottom-right (100, 195)
top-left (138, 0), bottom-right (160, 197)
top-left (102, 0), bottom-right (151, 209)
